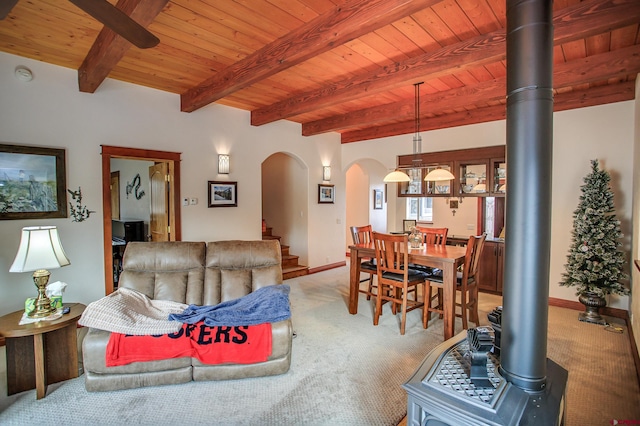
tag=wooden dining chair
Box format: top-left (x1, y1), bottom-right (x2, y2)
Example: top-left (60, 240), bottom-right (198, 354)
top-left (372, 232), bottom-right (429, 335)
top-left (410, 226), bottom-right (449, 275)
top-left (423, 234), bottom-right (486, 331)
top-left (350, 225), bottom-right (377, 300)
top-left (416, 226), bottom-right (448, 245)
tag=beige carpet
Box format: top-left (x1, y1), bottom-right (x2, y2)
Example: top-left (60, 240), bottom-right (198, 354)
top-left (1, 264), bottom-right (639, 425)
top-left (476, 293), bottom-right (640, 425)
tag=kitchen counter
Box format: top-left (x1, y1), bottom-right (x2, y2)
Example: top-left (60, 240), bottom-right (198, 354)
top-left (447, 235), bottom-right (504, 246)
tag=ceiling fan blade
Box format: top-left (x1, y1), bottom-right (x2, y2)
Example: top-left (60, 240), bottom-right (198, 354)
top-left (0, 0), bottom-right (19, 20)
top-left (68, 0), bottom-right (159, 49)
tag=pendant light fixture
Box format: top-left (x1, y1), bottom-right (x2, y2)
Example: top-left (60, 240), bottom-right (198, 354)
top-left (422, 84), bottom-right (453, 182)
top-left (383, 82), bottom-right (425, 183)
top-left (383, 170), bottom-right (411, 182)
top-left (424, 167), bottom-right (455, 181)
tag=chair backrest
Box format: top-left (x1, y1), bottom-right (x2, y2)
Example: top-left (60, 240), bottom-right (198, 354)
top-left (372, 231), bottom-right (410, 278)
top-left (120, 241), bottom-right (206, 304)
top-left (204, 240), bottom-right (283, 305)
top-left (416, 226), bottom-right (448, 246)
top-left (350, 225), bottom-right (373, 244)
top-left (462, 234), bottom-right (487, 285)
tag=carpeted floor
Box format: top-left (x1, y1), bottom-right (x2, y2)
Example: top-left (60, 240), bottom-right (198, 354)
top-left (0, 264), bottom-right (639, 425)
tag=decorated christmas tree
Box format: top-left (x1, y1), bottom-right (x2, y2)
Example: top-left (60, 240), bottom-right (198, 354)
top-left (560, 159), bottom-right (629, 297)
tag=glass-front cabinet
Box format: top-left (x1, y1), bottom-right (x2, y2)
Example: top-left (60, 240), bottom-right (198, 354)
top-left (397, 164), bottom-right (454, 197)
top-left (492, 160), bottom-right (507, 194)
top-left (398, 168), bottom-right (425, 196)
top-left (396, 145), bottom-right (506, 199)
top-left (458, 161), bottom-right (488, 195)
top-left (424, 163), bottom-right (453, 197)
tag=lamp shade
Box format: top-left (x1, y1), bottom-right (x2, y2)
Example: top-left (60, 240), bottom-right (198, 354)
top-left (383, 170), bottom-right (410, 183)
top-left (424, 168), bottom-right (454, 182)
top-left (323, 166), bottom-right (331, 181)
top-left (10, 226), bottom-right (70, 273)
top-left (218, 154), bottom-right (230, 174)
top-left (473, 183), bottom-right (487, 193)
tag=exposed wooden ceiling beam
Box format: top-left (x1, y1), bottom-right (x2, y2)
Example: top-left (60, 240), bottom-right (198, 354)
top-left (179, 0), bottom-right (442, 113)
top-left (78, 0), bottom-right (169, 93)
top-left (303, 45), bottom-right (640, 136)
top-left (340, 80), bottom-right (636, 143)
top-left (251, 0), bottom-right (640, 127)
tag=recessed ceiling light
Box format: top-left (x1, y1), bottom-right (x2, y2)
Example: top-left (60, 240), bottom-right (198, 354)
top-left (14, 66), bottom-right (33, 82)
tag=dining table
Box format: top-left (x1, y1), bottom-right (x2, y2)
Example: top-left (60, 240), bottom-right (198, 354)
top-left (348, 242), bottom-right (468, 340)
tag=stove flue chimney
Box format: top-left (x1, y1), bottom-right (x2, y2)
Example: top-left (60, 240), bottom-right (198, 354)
top-left (499, 0), bottom-right (554, 392)
top-left (403, 1), bottom-right (568, 424)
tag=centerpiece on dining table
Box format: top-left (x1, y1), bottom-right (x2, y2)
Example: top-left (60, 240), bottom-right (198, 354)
top-left (408, 227), bottom-right (423, 249)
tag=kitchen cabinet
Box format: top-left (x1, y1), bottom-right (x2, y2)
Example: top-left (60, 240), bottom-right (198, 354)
top-left (478, 239), bottom-right (504, 294)
top-left (397, 164), bottom-right (454, 197)
top-left (396, 145), bottom-right (505, 198)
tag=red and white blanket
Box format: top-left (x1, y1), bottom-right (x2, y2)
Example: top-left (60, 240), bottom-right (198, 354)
top-left (106, 321), bottom-right (272, 367)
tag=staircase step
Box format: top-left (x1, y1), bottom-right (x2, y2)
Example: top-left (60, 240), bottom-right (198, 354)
top-left (260, 233), bottom-right (304, 278)
top-left (282, 254), bottom-right (300, 268)
top-left (282, 265), bottom-right (309, 280)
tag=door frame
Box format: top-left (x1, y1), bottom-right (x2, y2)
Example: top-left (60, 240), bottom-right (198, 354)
top-left (101, 145), bottom-right (182, 295)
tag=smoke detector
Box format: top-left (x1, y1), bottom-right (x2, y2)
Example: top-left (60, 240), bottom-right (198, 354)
top-left (14, 66), bottom-right (33, 82)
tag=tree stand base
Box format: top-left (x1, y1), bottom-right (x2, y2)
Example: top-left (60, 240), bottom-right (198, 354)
top-left (578, 292), bottom-right (608, 325)
top-left (578, 310), bottom-right (607, 325)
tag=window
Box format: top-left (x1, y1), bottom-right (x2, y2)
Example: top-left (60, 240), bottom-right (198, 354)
top-left (484, 197), bottom-right (495, 238)
top-left (406, 197), bottom-right (433, 222)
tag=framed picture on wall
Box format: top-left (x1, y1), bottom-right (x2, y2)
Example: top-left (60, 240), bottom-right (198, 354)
top-left (403, 219), bottom-right (417, 233)
top-left (373, 189), bottom-right (383, 209)
top-left (208, 181), bottom-right (237, 207)
top-left (318, 184), bottom-right (335, 204)
top-left (0, 144), bottom-right (68, 220)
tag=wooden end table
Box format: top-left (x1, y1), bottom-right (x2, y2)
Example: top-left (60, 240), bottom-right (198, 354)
top-left (0, 303), bottom-right (85, 399)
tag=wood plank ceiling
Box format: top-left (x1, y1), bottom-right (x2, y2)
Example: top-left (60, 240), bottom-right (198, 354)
top-left (1, 0), bottom-right (639, 144)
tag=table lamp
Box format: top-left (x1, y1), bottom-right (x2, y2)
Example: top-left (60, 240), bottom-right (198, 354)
top-left (9, 226), bottom-right (70, 318)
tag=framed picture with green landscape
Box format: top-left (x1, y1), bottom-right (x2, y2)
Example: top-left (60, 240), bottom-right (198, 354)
top-left (0, 144), bottom-right (67, 220)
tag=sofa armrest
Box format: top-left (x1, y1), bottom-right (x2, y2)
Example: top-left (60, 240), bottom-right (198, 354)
top-left (82, 328), bottom-right (111, 372)
top-left (269, 318), bottom-right (293, 360)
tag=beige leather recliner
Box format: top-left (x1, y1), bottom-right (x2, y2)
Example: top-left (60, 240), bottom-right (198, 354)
top-left (82, 240), bottom-right (293, 392)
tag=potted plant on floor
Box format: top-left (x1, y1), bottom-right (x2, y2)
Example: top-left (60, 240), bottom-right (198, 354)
top-left (560, 159), bottom-right (629, 324)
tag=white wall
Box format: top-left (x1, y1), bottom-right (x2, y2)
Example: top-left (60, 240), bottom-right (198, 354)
top-left (343, 103), bottom-right (636, 311)
top-left (0, 52), bottom-right (342, 315)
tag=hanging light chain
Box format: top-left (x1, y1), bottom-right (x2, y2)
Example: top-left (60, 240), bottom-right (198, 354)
top-left (412, 82), bottom-right (424, 166)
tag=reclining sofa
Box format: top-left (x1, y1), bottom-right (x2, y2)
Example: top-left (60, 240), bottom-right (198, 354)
top-left (82, 240), bottom-right (293, 391)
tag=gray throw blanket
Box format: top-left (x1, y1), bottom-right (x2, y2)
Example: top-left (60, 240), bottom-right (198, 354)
top-left (169, 284), bottom-right (291, 326)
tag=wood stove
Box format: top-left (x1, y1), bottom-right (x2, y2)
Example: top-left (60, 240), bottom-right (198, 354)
top-left (403, 0), bottom-right (568, 423)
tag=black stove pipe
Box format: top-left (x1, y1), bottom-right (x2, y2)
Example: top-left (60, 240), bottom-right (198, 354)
top-left (499, 0), bottom-right (554, 392)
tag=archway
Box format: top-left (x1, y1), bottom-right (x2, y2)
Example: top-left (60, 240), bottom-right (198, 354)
top-left (261, 152), bottom-right (309, 276)
top-left (345, 159), bottom-right (389, 253)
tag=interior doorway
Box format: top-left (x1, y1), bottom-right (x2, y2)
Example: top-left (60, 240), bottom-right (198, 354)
top-left (101, 145), bottom-right (182, 295)
top-left (261, 152), bottom-right (309, 268)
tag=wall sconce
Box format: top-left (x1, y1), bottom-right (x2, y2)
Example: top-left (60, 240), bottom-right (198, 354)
top-left (218, 154), bottom-right (230, 174)
top-left (323, 166), bottom-right (331, 181)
